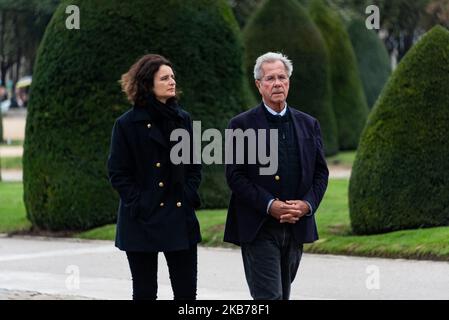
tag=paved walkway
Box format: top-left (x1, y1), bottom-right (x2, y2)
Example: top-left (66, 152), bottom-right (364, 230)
top-left (328, 166), bottom-right (351, 179)
top-left (0, 169), bottom-right (22, 181)
top-left (0, 169), bottom-right (350, 182)
top-left (1, 236), bottom-right (448, 300)
top-left (0, 289), bottom-right (91, 300)
top-left (1, 111), bottom-right (26, 141)
top-left (0, 146), bottom-right (23, 157)
top-left (0, 158), bottom-right (351, 182)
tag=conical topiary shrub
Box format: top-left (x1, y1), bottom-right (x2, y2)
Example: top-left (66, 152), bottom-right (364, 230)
top-left (349, 26), bottom-right (449, 235)
top-left (347, 16), bottom-right (391, 109)
top-left (244, 0), bottom-right (339, 155)
top-left (24, 0), bottom-right (251, 230)
top-left (309, 0), bottom-right (369, 150)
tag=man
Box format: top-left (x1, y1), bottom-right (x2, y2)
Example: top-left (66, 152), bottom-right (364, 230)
top-left (224, 52), bottom-right (329, 300)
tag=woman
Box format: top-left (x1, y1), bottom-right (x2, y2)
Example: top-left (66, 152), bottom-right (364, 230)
top-left (108, 54), bottom-right (202, 300)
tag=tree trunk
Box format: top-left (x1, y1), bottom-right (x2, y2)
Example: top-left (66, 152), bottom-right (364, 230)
top-left (398, 31), bottom-right (415, 61)
top-left (0, 10), bottom-right (6, 85)
top-left (13, 12), bottom-right (20, 84)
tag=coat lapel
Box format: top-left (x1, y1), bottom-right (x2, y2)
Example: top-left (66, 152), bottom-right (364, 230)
top-left (148, 125), bottom-right (169, 149)
top-left (131, 106), bottom-right (168, 149)
top-left (252, 103), bottom-right (271, 152)
top-left (291, 109), bottom-right (310, 182)
top-left (253, 103), bottom-right (270, 129)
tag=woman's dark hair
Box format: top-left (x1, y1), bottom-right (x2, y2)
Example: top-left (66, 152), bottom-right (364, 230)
top-left (120, 54), bottom-right (177, 107)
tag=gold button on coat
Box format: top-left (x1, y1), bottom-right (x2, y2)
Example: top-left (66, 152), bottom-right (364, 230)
top-left (275, 175), bottom-right (280, 181)
top-left (156, 162), bottom-right (161, 168)
top-left (147, 123), bottom-right (151, 128)
top-left (158, 182), bottom-right (164, 187)
top-left (160, 202), bottom-right (164, 207)
top-left (176, 202), bottom-right (182, 207)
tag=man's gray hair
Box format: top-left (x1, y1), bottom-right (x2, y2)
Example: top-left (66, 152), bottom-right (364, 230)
top-left (253, 52), bottom-right (293, 80)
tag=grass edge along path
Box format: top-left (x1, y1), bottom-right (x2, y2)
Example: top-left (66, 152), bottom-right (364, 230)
top-left (2, 180), bottom-right (449, 261)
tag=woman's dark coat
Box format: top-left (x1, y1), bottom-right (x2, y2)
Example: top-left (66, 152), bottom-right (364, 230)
top-left (108, 106), bottom-right (202, 252)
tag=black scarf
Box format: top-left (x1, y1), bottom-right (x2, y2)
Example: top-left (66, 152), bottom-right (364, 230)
top-left (146, 94), bottom-right (185, 201)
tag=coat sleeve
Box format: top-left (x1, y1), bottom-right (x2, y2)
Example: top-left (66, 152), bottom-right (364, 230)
top-left (302, 120), bottom-right (329, 214)
top-left (107, 119), bottom-right (141, 217)
top-left (225, 117), bottom-right (274, 215)
top-left (183, 113), bottom-right (202, 209)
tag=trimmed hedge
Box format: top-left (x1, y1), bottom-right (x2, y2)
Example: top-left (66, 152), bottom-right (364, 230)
top-left (24, 0), bottom-right (251, 230)
top-left (243, 0), bottom-right (339, 155)
top-left (349, 26), bottom-right (449, 235)
top-left (347, 16), bottom-right (391, 109)
top-left (309, 0), bottom-right (369, 150)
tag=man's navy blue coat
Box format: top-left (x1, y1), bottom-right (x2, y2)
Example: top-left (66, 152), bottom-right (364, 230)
top-left (224, 103), bottom-right (329, 245)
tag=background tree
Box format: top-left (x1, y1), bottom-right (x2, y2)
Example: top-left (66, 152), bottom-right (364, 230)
top-left (309, 0), bottom-right (369, 150)
top-left (227, 0), bottom-right (264, 28)
top-left (346, 15), bottom-right (391, 108)
top-left (244, 0), bottom-right (339, 155)
top-left (0, 110), bottom-right (3, 142)
top-left (0, 0), bottom-right (60, 86)
top-left (335, 0), bottom-right (436, 61)
top-left (349, 26), bottom-right (449, 235)
top-left (24, 0), bottom-right (251, 230)
top-left (421, 0), bottom-right (449, 29)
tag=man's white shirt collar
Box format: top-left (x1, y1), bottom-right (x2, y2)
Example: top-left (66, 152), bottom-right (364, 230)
top-left (263, 102), bottom-right (287, 116)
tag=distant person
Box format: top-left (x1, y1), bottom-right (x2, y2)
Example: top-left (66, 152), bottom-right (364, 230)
top-left (9, 95), bottom-right (18, 109)
top-left (0, 86), bottom-right (7, 102)
top-left (21, 87), bottom-right (30, 108)
top-left (108, 54), bottom-right (202, 300)
top-left (15, 87), bottom-right (28, 108)
top-left (224, 52), bottom-right (329, 300)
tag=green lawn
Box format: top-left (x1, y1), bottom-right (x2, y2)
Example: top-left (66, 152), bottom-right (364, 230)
top-left (0, 156), bottom-right (22, 169)
top-left (0, 140), bottom-right (23, 146)
top-left (77, 209), bottom-right (233, 246)
top-left (77, 179), bottom-right (449, 260)
top-left (3, 180), bottom-right (449, 261)
top-left (303, 180), bottom-right (449, 261)
top-left (326, 151), bottom-right (356, 167)
top-left (0, 182), bottom-right (31, 233)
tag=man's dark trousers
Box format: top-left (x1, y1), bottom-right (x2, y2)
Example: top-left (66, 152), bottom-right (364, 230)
top-left (241, 218), bottom-right (303, 300)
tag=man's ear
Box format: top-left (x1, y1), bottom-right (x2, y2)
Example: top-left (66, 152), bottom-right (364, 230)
top-left (255, 79), bottom-right (261, 90)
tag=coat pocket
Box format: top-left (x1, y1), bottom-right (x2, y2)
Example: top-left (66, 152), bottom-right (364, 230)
top-left (129, 202), bottom-right (140, 219)
top-left (121, 198), bottom-right (140, 219)
top-left (137, 188), bottom-right (161, 221)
